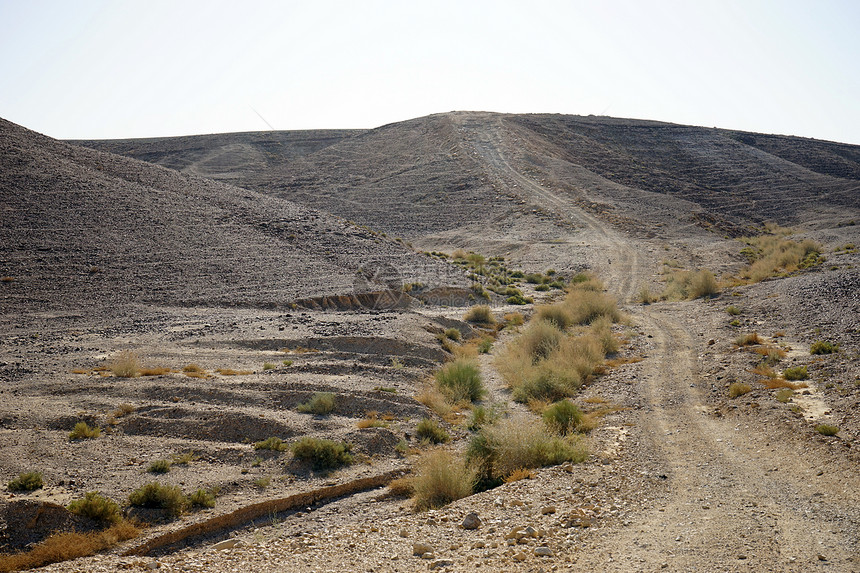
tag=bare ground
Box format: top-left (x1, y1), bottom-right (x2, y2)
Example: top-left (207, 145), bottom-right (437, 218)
top-left (3, 113), bottom-right (860, 572)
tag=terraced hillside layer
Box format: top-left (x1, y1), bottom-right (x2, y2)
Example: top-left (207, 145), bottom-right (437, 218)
top-left (1, 118), bottom-right (462, 312)
top-left (72, 129), bottom-right (363, 183)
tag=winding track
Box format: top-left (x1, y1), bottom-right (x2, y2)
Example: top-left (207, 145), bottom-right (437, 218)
top-left (459, 114), bottom-right (860, 571)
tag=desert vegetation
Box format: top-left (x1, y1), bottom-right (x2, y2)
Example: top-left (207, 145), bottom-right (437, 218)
top-left (291, 437), bottom-right (354, 470)
top-left (7, 471), bottom-right (43, 492)
top-left (736, 224), bottom-right (824, 283)
top-left (297, 392), bottom-right (336, 415)
top-left (496, 276), bottom-right (622, 404)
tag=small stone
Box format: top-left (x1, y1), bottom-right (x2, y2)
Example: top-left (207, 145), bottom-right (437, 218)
top-left (413, 542), bottom-right (434, 556)
top-left (506, 526), bottom-right (525, 540)
top-left (525, 526), bottom-right (538, 537)
top-left (541, 506), bottom-right (556, 515)
top-left (473, 541), bottom-right (486, 549)
top-left (818, 554), bottom-right (827, 561)
top-left (210, 539), bottom-right (241, 551)
top-left (494, 496), bottom-right (504, 507)
top-left (738, 555), bottom-right (747, 560)
top-left (400, 528), bottom-right (410, 538)
top-left (429, 559), bottom-right (454, 569)
top-left (513, 552), bottom-right (527, 562)
top-left (462, 512), bottom-right (482, 530)
top-left (534, 547), bottom-right (554, 557)
top-left (422, 552), bottom-right (435, 560)
top-left (661, 563), bottom-right (668, 569)
top-left (146, 562), bottom-right (159, 570)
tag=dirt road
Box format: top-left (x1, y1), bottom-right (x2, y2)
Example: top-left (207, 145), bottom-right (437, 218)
top-left (463, 116), bottom-right (860, 571)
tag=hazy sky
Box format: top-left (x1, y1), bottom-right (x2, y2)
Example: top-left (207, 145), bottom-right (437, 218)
top-left (1, 0), bottom-right (858, 143)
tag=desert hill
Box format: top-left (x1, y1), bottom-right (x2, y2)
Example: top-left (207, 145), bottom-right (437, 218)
top-left (76, 112), bottom-right (860, 244)
top-left (1, 118), bottom-right (460, 313)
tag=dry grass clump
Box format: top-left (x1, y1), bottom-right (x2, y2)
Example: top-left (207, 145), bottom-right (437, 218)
top-left (216, 368), bottom-right (253, 376)
top-left (182, 363), bottom-right (210, 378)
top-left (411, 449), bottom-right (477, 511)
top-left (498, 325), bottom-right (605, 404)
top-left (504, 312), bottom-right (525, 327)
top-left (0, 520), bottom-right (139, 573)
top-left (435, 359), bottom-right (485, 403)
top-left (503, 468), bottom-right (536, 483)
top-left (728, 382), bottom-right (752, 398)
top-left (416, 418), bottom-right (450, 444)
top-left (291, 437), bottom-right (354, 470)
top-left (563, 287), bottom-right (622, 325)
top-left (297, 392), bottom-right (336, 415)
top-left (468, 417), bottom-right (587, 484)
top-left (464, 304), bottom-right (495, 325)
top-left (357, 411), bottom-right (389, 429)
top-left (761, 378), bottom-right (807, 390)
top-left (738, 229), bottom-right (824, 282)
top-left (67, 492), bottom-right (122, 524)
top-left (147, 459), bottom-right (172, 474)
top-left (69, 421), bottom-right (100, 440)
top-left (735, 332), bottom-right (763, 346)
top-left (417, 385), bottom-right (454, 419)
top-left (128, 482), bottom-right (187, 517)
top-left (110, 351), bottom-right (140, 378)
top-left (140, 366), bottom-right (172, 376)
top-left (535, 304), bottom-right (573, 329)
top-left (386, 476), bottom-right (414, 498)
top-left (7, 471), bottom-right (43, 492)
top-left (662, 269), bottom-right (720, 300)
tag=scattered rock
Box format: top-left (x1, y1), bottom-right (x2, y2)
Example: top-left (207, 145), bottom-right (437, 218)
top-left (461, 512), bottom-right (482, 530)
top-left (541, 505), bottom-right (556, 515)
top-left (513, 551), bottom-right (527, 562)
top-left (534, 546), bottom-right (554, 557)
top-left (413, 542), bottom-right (433, 556)
top-left (210, 539), bottom-right (242, 551)
top-left (429, 559), bottom-right (454, 569)
top-left (818, 554), bottom-right (827, 561)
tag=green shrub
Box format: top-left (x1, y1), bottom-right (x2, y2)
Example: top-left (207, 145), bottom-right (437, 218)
top-left (69, 422), bottom-right (101, 440)
top-left (412, 449), bottom-right (476, 511)
top-left (435, 359), bottom-right (484, 402)
top-left (815, 424), bottom-right (839, 436)
top-left (291, 437), bottom-right (353, 470)
top-left (67, 492), bottom-right (122, 523)
top-left (464, 305), bottom-right (494, 325)
top-left (188, 488), bottom-right (216, 508)
top-left (774, 388), bottom-right (793, 403)
top-left (506, 294), bottom-right (533, 305)
top-left (8, 471), bottom-right (43, 492)
top-left (810, 340), bottom-right (838, 355)
top-left (128, 482), bottom-right (188, 517)
top-left (263, 362), bottom-right (277, 370)
top-left (728, 382), bottom-right (752, 398)
top-left (297, 392), bottom-right (335, 415)
top-left (783, 366), bottom-right (808, 381)
top-left (467, 406), bottom-right (494, 431)
top-left (444, 328), bottom-right (461, 341)
top-left (663, 269), bottom-right (720, 300)
top-left (477, 338), bottom-right (493, 354)
top-left (542, 400), bottom-right (584, 435)
top-left (726, 306), bottom-right (742, 316)
top-left (147, 460), bottom-right (171, 474)
top-left (416, 418), bottom-right (450, 444)
top-left (254, 436), bottom-right (288, 451)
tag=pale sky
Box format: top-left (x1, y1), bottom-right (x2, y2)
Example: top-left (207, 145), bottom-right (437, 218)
top-left (1, 0), bottom-right (858, 143)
